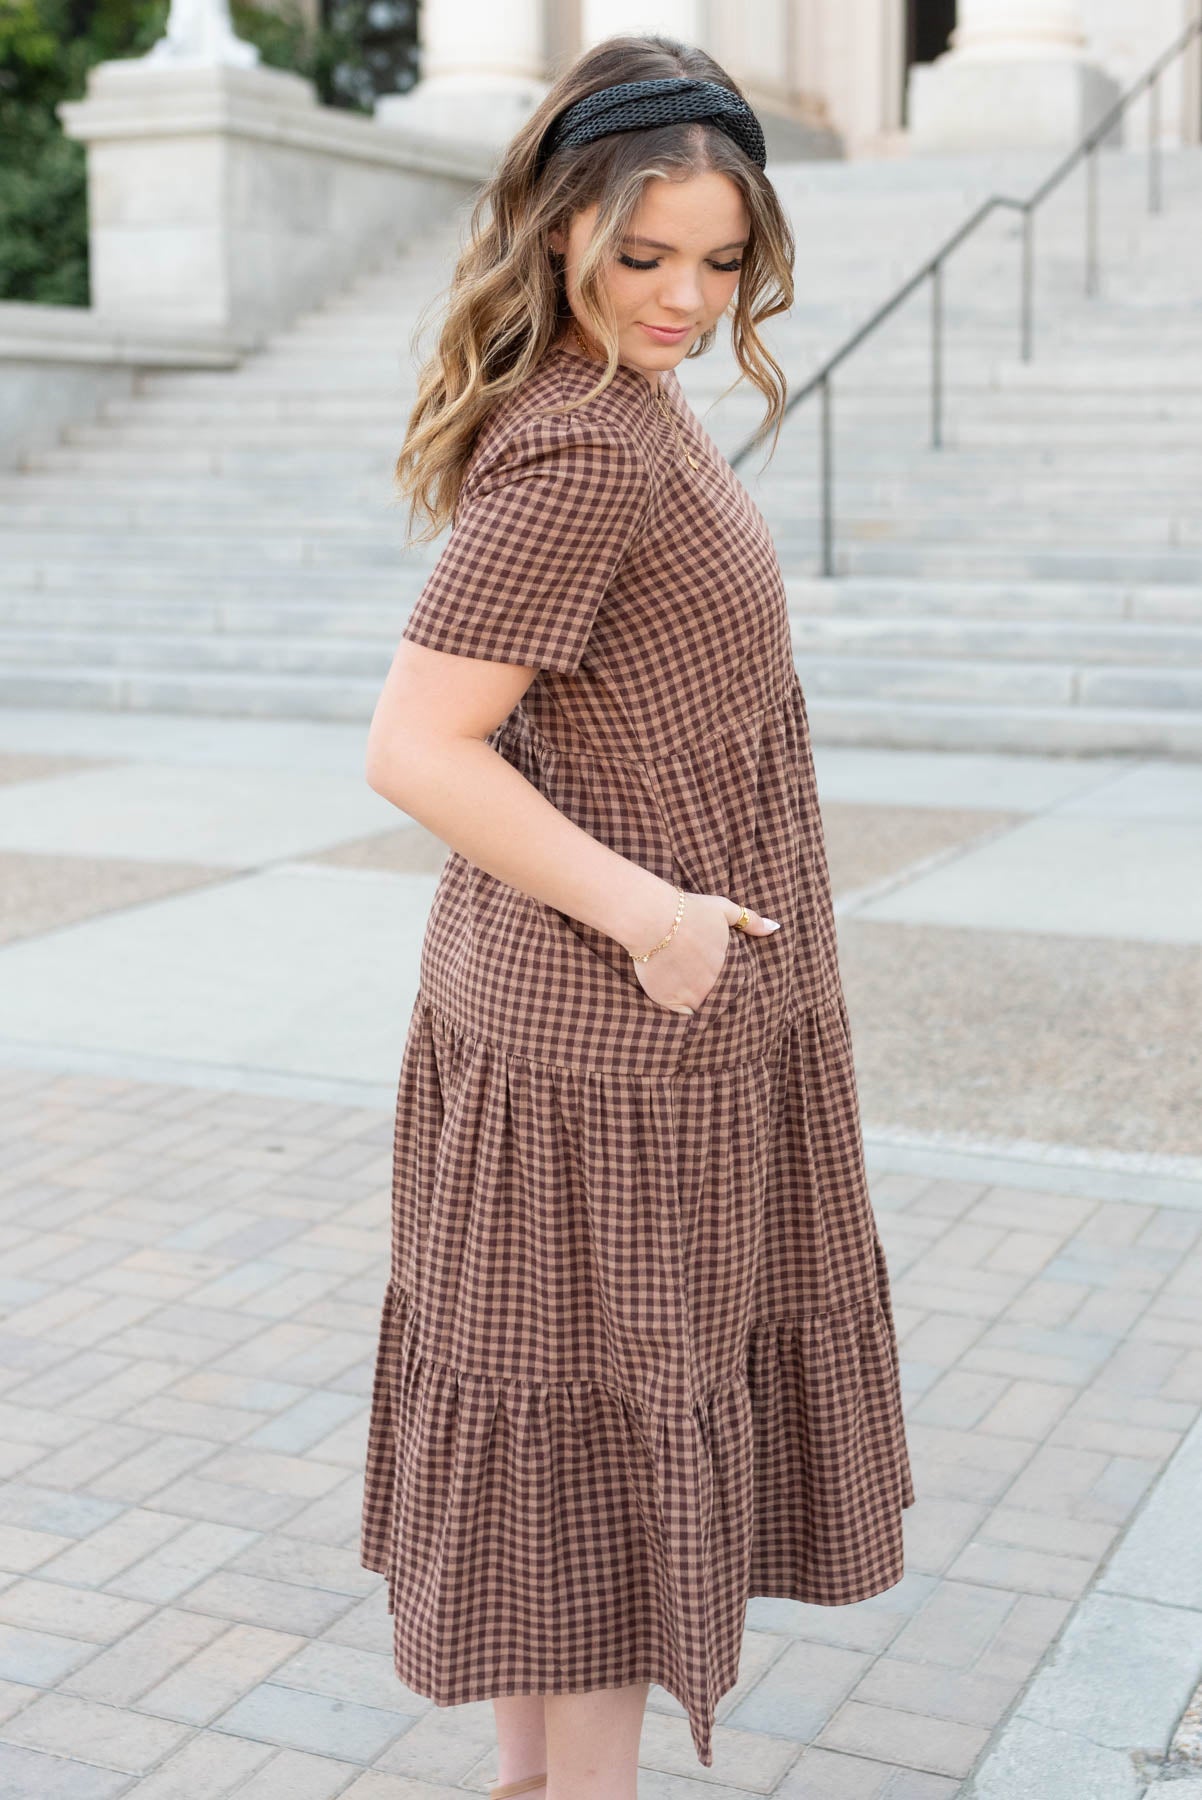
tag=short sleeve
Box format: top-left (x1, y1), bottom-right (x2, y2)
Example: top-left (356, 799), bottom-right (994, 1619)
top-left (401, 420), bottom-right (650, 676)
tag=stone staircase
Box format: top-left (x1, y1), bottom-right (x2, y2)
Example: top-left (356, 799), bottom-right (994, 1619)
top-left (721, 150), bottom-right (1202, 754)
top-left (1, 146), bottom-right (1199, 751)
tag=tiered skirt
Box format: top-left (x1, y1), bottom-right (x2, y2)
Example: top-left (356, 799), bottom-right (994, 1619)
top-left (361, 986), bottom-right (915, 1767)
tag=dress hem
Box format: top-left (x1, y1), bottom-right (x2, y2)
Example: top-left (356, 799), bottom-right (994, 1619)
top-left (356, 1560), bottom-right (911, 1768)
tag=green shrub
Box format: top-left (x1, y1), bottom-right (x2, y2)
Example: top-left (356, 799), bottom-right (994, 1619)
top-left (0, 0), bottom-right (399, 305)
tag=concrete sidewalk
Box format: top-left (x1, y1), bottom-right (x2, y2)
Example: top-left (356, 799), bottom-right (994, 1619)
top-left (964, 1403), bottom-right (1202, 1800)
top-left (0, 706), bottom-right (1198, 1796)
top-left (0, 709), bottom-right (1198, 1159)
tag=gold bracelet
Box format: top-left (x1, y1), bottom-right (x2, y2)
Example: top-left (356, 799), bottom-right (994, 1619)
top-left (630, 885), bottom-right (685, 963)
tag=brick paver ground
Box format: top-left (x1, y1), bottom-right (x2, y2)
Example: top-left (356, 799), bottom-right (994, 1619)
top-left (1, 1064), bottom-right (1200, 1796)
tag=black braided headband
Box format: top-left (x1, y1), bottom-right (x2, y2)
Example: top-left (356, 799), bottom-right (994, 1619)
top-left (536, 76), bottom-right (767, 176)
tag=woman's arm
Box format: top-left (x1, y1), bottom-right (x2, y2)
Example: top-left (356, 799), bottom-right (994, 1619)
top-left (365, 637), bottom-right (679, 957)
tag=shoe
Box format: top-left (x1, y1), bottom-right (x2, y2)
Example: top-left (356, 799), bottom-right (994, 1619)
top-left (489, 1777), bottom-right (547, 1799)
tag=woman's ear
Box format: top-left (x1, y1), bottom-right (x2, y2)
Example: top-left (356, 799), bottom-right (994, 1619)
top-left (548, 224), bottom-right (566, 257)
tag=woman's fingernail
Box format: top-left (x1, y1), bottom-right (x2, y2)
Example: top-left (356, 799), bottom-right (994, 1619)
top-left (763, 918), bottom-right (781, 930)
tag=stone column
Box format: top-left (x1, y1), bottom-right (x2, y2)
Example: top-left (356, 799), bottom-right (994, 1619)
top-left (58, 11), bottom-right (484, 343)
top-left (374, 0), bottom-right (549, 154)
top-left (908, 0), bottom-right (1122, 151)
top-left (580, 0), bottom-right (701, 37)
top-left (950, 1), bottom-right (1084, 58)
top-left (583, 0), bottom-right (841, 161)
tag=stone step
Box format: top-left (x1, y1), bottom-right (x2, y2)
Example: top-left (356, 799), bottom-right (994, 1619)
top-left (796, 650), bottom-right (1202, 710)
top-left (753, 470), bottom-right (1202, 499)
top-left (119, 351), bottom-right (1202, 396)
top-left (298, 291), bottom-right (1202, 320)
top-left (2, 144), bottom-right (1198, 751)
top-left (4, 543), bottom-right (1198, 589)
top-left (1, 577), bottom-right (1197, 633)
top-left (0, 530), bottom-right (411, 566)
top-left (785, 543), bottom-right (1202, 582)
top-left (0, 626), bottom-right (392, 676)
top-left (803, 696), bottom-right (1202, 756)
top-left (788, 614), bottom-right (1202, 664)
top-left (5, 485), bottom-right (1201, 537)
top-left (134, 332), bottom-right (1202, 375)
top-left (0, 501), bottom-right (406, 531)
top-left (757, 463), bottom-right (1202, 493)
top-left (58, 397), bottom-right (1202, 448)
top-left (0, 561), bottom-right (432, 594)
top-left (126, 345), bottom-right (1202, 405)
top-left (180, 287), bottom-right (1202, 315)
top-left (83, 373), bottom-right (1202, 427)
top-left (0, 500), bottom-right (1192, 543)
top-left (1, 658), bottom-right (1199, 756)
top-left (20, 446), bottom-right (404, 476)
top-left (980, 359), bottom-right (1202, 391)
top-left (258, 332), bottom-right (1202, 370)
top-left (58, 421), bottom-right (418, 449)
top-left (309, 272), bottom-right (1202, 304)
top-left (0, 592), bottom-right (404, 636)
top-left (0, 663), bottom-right (380, 721)
top-left (8, 467), bottom-right (1201, 506)
top-left (828, 420), bottom-right (1202, 447)
top-left (2, 609), bottom-right (1196, 680)
top-left (771, 511), bottom-right (1189, 545)
top-left (783, 576), bottom-right (1202, 622)
top-left (766, 490), bottom-right (1202, 517)
top-left (3, 537), bottom-right (1199, 587)
top-left (100, 394), bottom-right (425, 424)
top-left (126, 356), bottom-right (1202, 404)
top-left (23, 429), bottom-right (1201, 476)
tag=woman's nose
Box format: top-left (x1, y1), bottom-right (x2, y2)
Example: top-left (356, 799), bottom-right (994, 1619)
top-left (656, 269), bottom-right (705, 314)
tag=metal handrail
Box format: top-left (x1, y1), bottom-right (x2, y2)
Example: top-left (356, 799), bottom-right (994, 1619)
top-left (729, 15), bottom-right (1202, 577)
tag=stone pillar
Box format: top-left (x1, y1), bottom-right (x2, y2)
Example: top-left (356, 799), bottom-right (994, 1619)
top-left (817, 0), bottom-right (908, 152)
top-left (908, 0), bottom-right (1122, 151)
top-left (584, 0), bottom-right (841, 161)
top-left (58, 56), bottom-right (484, 344)
top-left (374, 0), bottom-right (549, 154)
top-left (951, 0), bottom-right (1085, 58)
top-left (580, 0), bottom-right (701, 37)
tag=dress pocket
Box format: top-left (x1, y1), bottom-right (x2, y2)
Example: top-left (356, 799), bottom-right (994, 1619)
top-left (686, 927), bottom-right (750, 1022)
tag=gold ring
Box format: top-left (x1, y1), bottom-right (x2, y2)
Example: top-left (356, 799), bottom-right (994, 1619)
top-left (734, 904), bottom-right (750, 931)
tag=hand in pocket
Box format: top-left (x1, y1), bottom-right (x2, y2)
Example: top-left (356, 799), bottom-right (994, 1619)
top-left (630, 891), bottom-right (781, 1015)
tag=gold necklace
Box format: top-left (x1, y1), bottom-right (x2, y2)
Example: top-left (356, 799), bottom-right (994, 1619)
top-left (565, 325), bottom-right (699, 470)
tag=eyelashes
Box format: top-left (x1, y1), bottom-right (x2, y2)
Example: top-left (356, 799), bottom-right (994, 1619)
top-left (617, 254), bottom-right (743, 273)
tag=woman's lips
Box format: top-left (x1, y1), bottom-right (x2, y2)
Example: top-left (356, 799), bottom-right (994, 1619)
top-left (639, 323), bottom-right (691, 342)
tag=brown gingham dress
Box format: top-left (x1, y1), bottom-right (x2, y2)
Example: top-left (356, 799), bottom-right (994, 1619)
top-left (360, 337), bottom-right (916, 1767)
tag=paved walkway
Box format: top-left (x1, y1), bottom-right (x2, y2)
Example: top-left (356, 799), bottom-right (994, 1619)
top-left (0, 707), bottom-right (1199, 1797)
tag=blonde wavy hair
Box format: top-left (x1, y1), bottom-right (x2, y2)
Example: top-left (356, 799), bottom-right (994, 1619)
top-left (395, 33), bottom-right (796, 546)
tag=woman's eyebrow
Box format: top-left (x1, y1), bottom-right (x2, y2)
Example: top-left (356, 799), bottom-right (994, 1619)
top-left (622, 235), bottom-right (749, 252)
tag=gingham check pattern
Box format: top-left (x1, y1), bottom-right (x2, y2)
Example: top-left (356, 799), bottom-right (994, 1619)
top-left (360, 342), bottom-right (916, 1767)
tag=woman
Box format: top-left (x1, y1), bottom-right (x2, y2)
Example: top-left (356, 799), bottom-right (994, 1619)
top-left (360, 31), bottom-right (915, 1800)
